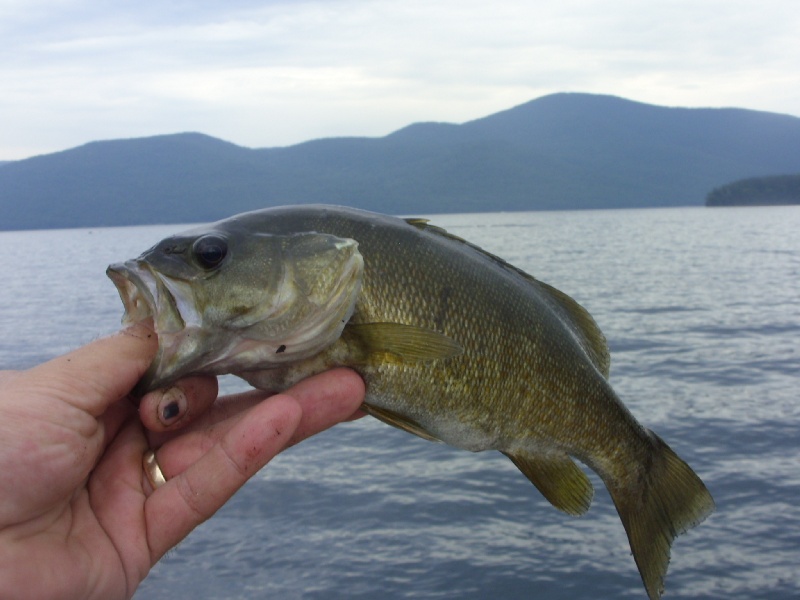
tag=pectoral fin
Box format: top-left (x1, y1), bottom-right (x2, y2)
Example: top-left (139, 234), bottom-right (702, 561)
top-left (503, 451), bottom-right (594, 516)
top-left (342, 322), bottom-right (462, 365)
top-left (362, 403), bottom-right (443, 443)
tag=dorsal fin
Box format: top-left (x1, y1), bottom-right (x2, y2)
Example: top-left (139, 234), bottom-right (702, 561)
top-left (405, 218), bottom-right (611, 377)
top-left (535, 281), bottom-right (611, 378)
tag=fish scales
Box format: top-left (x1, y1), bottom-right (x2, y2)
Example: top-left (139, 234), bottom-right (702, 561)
top-left (234, 207), bottom-right (634, 459)
top-left (108, 204), bottom-right (715, 599)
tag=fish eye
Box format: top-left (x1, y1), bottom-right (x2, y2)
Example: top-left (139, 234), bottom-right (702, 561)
top-left (192, 235), bottom-right (228, 269)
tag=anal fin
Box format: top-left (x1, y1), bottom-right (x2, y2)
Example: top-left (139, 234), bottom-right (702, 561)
top-left (503, 451), bottom-right (594, 516)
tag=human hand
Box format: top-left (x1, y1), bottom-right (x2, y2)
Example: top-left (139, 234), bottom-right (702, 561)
top-left (0, 323), bottom-right (365, 600)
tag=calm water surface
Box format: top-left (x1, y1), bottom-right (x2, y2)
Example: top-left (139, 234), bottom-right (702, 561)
top-left (1, 207), bottom-right (798, 599)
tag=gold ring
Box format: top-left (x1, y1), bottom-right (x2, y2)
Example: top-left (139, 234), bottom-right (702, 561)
top-left (143, 449), bottom-right (167, 490)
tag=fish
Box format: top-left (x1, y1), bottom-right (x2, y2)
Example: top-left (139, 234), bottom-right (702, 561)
top-left (107, 204), bottom-right (715, 599)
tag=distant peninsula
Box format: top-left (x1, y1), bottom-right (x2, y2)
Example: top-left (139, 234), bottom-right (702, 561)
top-left (706, 174), bottom-right (800, 207)
top-left (2, 93), bottom-right (800, 230)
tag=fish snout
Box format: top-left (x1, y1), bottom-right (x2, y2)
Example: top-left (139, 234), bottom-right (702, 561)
top-left (107, 261), bottom-right (156, 325)
top-left (107, 261), bottom-right (186, 333)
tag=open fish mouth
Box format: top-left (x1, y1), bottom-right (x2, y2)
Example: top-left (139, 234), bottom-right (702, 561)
top-left (107, 261), bottom-right (192, 394)
top-left (106, 261), bottom-right (186, 334)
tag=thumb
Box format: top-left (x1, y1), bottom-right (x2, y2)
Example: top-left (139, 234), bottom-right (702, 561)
top-left (24, 321), bottom-right (158, 416)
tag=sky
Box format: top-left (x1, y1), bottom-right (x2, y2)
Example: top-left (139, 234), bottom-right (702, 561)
top-left (2, 0), bottom-right (799, 161)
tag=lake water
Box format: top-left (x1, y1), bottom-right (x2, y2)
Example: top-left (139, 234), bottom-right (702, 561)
top-left (2, 207), bottom-right (798, 599)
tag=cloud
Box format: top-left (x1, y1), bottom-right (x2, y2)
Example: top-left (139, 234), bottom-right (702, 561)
top-left (1, 0), bottom-right (799, 159)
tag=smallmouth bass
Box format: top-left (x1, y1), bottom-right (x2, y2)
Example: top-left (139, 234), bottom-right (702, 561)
top-left (108, 205), bottom-right (714, 599)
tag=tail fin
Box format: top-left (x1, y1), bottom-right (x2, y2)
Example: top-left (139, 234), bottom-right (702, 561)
top-left (608, 431), bottom-right (715, 600)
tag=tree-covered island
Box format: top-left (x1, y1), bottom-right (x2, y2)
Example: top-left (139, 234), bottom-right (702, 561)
top-left (706, 174), bottom-right (800, 206)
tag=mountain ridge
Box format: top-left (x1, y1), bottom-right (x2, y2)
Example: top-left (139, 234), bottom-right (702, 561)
top-left (2, 92), bottom-right (800, 230)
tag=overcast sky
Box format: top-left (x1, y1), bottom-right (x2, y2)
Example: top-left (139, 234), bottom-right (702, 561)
top-left (2, 0), bottom-right (799, 160)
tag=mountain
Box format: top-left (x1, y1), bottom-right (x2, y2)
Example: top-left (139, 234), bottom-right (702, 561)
top-left (2, 93), bottom-right (800, 230)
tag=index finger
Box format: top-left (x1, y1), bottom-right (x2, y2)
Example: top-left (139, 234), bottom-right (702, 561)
top-left (149, 368), bottom-right (366, 475)
top-left (24, 321), bottom-right (158, 416)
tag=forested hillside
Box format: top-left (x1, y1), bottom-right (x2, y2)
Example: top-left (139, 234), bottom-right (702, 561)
top-left (2, 93), bottom-right (800, 229)
top-left (706, 174), bottom-right (800, 206)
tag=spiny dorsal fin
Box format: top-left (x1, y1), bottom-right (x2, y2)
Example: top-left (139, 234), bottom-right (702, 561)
top-left (405, 217), bottom-right (469, 243)
top-left (342, 322), bottom-right (463, 365)
top-left (361, 403), bottom-right (443, 443)
top-left (405, 217), bottom-right (610, 378)
top-left (502, 451), bottom-right (594, 516)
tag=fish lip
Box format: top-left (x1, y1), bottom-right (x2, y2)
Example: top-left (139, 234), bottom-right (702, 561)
top-left (107, 261), bottom-right (190, 394)
top-left (107, 261), bottom-right (158, 325)
top-left (107, 261), bottom-right (186, 334)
